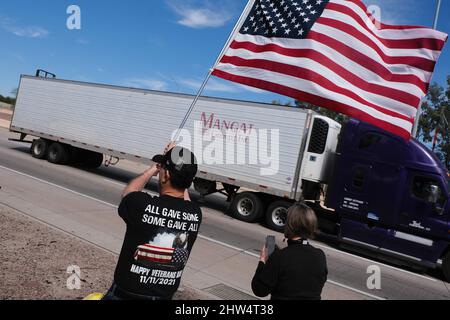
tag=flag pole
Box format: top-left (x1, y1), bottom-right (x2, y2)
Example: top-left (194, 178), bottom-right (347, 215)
top-left (412, 0), bottom-right (442, 138)
top-left (173, 0), bottom-right (256, 141)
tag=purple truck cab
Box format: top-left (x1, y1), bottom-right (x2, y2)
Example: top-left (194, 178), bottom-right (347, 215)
top-left (325, 119), bottom-right (450, 279)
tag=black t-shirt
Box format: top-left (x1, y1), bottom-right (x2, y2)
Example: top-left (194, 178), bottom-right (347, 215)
top-left (114, 192), bottom-right (202, 299)
top-left (252, 241), bottom-right (328, 300)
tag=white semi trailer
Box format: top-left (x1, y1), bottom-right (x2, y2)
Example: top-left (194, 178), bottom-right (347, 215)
top-left (10, 74), bottom-right (341, 231)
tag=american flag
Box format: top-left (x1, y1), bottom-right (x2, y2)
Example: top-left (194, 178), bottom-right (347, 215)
top-left (134, 244), bottom-right (174, 264)
top-left (134, 244), bottom-right (189, 266)
top-left (212, 0), bottom-right (448, 139)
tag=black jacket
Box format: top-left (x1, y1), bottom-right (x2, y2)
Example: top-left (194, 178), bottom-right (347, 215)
top-left (252, 240), bottom-right (328, 300)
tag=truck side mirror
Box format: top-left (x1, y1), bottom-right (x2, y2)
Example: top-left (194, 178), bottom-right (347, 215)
top-left (433, 202), bottom-right (445, 216)
top-left (428, 185), bottom-right (440, 204)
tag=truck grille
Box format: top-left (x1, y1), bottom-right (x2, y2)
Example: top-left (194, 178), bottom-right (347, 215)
top-left (308, 118), bottom-right (329, 154)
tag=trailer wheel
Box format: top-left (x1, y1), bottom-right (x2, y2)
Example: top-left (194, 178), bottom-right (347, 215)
top-left (47, 143), bottom-right (70, 165)
top-left (443, 251), bottom-right (450, 283)
top-left (31, 139), bottom-right (48, 159)
top-left (265, 200), bottom-right (293, 232)
top-left (230, 192), bottom-right (264, 223)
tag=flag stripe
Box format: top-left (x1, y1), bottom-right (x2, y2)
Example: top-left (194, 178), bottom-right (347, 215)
top-left (344, 0), bottom-right (431, 30)
top-left (322, 7), bottom-right (445, 52)
top-left (218, 55), bottom-right (415, 121)
top-left (308, 30), bottom-right (430, 90)
top-left (332, 0), bottom-right (447, 39)
top-left (213, 64), bottom-right (413, 131)
top-left (312, 22), bottom-right (436, 72)
top-left (223, 47), bottom-right (419, 116)
top-left (212, 69), bottom-right (412, 139)
top-left (327, 0), bottom-right (447, 42)
top-left (137, 255), bottom-right (172, 264)
top-left (139, 244), bottom-right (174, 253)
top-left (232, 34), bottom-right (427, 98)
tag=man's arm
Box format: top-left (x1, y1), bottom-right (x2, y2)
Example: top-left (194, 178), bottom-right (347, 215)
top-left (122, 164), bottom-right (159, 198)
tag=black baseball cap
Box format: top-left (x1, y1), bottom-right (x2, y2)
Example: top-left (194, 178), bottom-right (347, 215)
top-left (152, 146), bottom-right (198, 188)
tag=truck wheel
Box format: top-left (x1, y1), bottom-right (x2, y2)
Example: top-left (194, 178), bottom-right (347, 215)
top-left (47, 142), bottom-right (70, 165)
top-left (31, 139), bottom-right (48, 159)
top-left (443, 252), bottom-right (450, 283)
top-left (230, 192), bottom-right (264, 223)
top-left (265, 200), bottom-right (293, 232)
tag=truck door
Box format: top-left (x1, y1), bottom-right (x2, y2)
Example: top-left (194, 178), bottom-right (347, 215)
top-left (338, 163), bottom-right (387, 250)
top-left (381, 172), bottom-right (449, 262)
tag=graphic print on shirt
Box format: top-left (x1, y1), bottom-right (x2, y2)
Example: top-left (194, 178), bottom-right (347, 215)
top-left (133, 230), bottom-right (190, 270)
top-left (122, 197), bottom-right (202, 290)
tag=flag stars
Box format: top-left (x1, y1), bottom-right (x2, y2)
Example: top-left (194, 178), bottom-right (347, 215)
top-left (242, 0), bottom-right (325, 38)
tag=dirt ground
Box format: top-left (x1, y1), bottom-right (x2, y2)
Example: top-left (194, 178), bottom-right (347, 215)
top-left (0, 205), bottom-right (204, 300)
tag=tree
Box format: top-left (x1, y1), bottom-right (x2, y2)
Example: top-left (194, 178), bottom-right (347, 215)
top-left (0, 88), bottom-right (17, 107)
top-left (418, 77), bottom-right (450, 169)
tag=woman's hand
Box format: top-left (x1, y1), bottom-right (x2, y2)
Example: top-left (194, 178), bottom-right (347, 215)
top-left (259, 244), bottom-right (269, 264)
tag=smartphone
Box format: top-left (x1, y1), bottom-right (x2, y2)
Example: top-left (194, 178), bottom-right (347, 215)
top-left (265, 235), bottom-right (276, 257)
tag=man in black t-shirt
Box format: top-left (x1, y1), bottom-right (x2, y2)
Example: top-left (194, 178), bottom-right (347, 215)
top-left (103, 144), bottom-right (202, 300)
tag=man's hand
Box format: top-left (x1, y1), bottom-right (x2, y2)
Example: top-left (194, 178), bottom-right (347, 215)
top-left (145, 163), bottom-right (160, 178)
top-left (122, 164), bottom-right (159, 198)
top-left (164, 141), bottom-right (177, 155)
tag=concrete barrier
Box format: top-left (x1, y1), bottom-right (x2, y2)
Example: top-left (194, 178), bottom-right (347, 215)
top-left (0, 102), bottom-right (13, 110)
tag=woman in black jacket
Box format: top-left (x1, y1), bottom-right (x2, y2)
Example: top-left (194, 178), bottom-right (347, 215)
top-left (252, 203), bottom-right (328, 300)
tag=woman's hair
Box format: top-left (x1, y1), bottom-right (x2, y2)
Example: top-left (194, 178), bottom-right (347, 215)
top-left (284, 203), bottom-right (318, 240)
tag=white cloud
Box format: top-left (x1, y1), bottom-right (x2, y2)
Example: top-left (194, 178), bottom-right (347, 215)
top-left (123, 78), bottom-right (168, 91)
top-left (178, 77), bottom-right (268, 94)
top-left (0, 16), bottom-right (49, 38)
top-left (235, 83), bottom-right (266, 94)
top-left (167, 1), bottom-right (232, 28)
top-left (179, 78), bottom-right (238, 93)
top-left (151, 232), bottom-right (176, 247)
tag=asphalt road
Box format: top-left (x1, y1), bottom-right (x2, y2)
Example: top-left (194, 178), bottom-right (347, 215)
top-left (1, 126), bottom-right (450, 300)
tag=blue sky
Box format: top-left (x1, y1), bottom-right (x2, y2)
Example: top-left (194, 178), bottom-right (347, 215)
top-left (0, 0), bottom-right (449, 105)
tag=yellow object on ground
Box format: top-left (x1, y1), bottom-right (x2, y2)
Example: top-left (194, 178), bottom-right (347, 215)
top-left (83, 293), bottom-right (105, 300)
